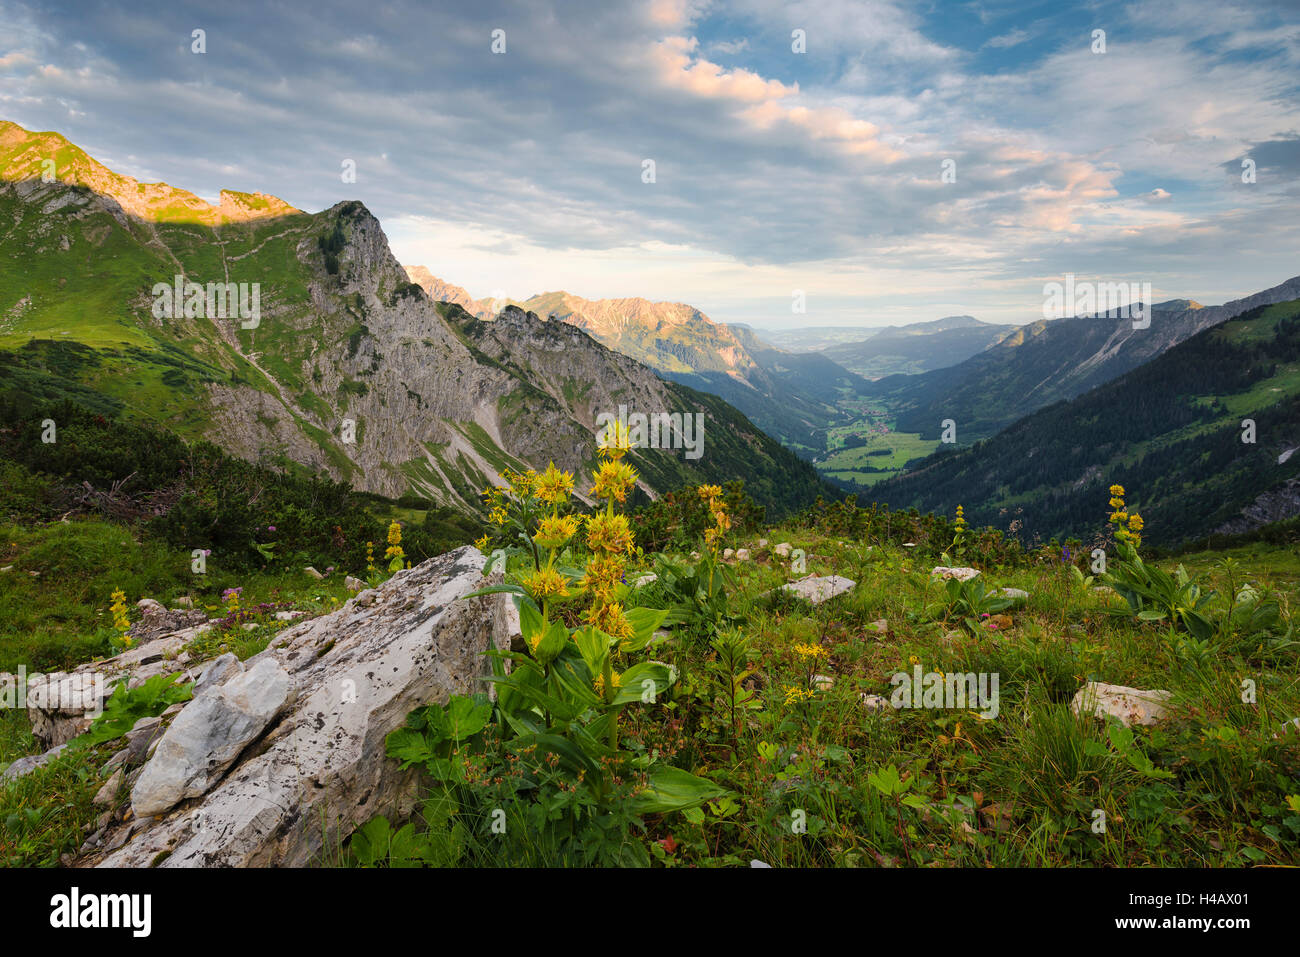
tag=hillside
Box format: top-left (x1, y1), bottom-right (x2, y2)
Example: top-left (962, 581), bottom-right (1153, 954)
top-left (868, 277), bottom-right (1300, 443)
top-left (0, 121), bottom-right (828, 517)
top-left (823, 316), bottom-right (1014, 378)
top-left (871, 299), bottom-right (1300, 546)
top-left (403, 269), bottom-right (870, 455)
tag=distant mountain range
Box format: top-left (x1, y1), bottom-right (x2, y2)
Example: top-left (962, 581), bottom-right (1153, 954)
top-left (0, 120), bottom-right (830, 516)
top-left (872, 297), bottom-right (1300, 545)
top-left (820, 316), bottom-right (1015, 378)
top-left (867, 276), bottom-right (1300, 444)
top-left (404, 269), bottom-right (872, 455)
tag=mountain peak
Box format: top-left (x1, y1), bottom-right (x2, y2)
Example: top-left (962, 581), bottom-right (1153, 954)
top-left (0, 118), bottom-right (299, 225)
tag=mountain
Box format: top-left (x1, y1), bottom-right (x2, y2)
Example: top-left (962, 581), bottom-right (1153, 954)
top-left (755, 325), bottom-right (883, 352)
top-left (870, 297), bottom-right (1300, 546)
top-left (0, 120), bottom-right (831, 516)
top-left (869, 277), bottom-right (1300, 444)
top-left (822, 316), bottom-right (1014, 378)
top-left (404, 270), bottom-right (871, 455)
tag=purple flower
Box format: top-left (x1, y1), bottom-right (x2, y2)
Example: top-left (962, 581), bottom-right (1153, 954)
top-left (268, 526), bottom-right (277, 533)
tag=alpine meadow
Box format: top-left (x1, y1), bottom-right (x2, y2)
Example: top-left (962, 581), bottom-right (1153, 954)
top-left (0, 0), bottom-right (1297, 919)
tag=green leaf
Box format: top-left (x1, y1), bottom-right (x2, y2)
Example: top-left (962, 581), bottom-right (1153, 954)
top-left (628, 765), bottom-right (728, 815)
top-left (621, 606), bottom-right (669, 652)
top-left (446, 694), bottom-right (492, 742)
top-left (572, 625), bottom-right (613, 676)
top-left (612, 662), bottom-right (673, 705)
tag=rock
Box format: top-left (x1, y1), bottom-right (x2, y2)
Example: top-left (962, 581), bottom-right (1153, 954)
top-left (781, 575), bottom-right (855, 605)
top-left (632, 573), bottom-right (657, 588)
top-left (810, 674), bottom-right (834, 691)
top-left (20, 672), bottom-right (106, 746)
top-left (241, 622), bottom-right (259, 632)
top-left (137, 598), bottom-right (167, 616)
top-left (734, 548), bottom-right (751, 561)
top-left (1000, 588), bottom-right (1029, 602)
top-left (344, 576), bottom-right (366, 592)
top-left (868, 619), bottom-right (889, 635)
top-left (194, 654), bottom-right (242, 697)
top-left (1, 743), bottom-right (67, 782)
top-left (96, 545), bottom-right (512, 867)
top-left (860, 694), bottom-right (891, 712)
top-left (1071, 682), bottom-right (1172, 727)
top-left (94, 769), bottom-right (124, 807)
top-left (773, 543), bottom-right (792, 558)
top-left (274, 610), bottom-right (307, 622)
top-left (161, 702), bottom-right (186, 718)
top-left (931, 566), bottom-right (980, 582)
top-left (722, 548), bottom-right (735, 560)
top-left (0, 565), bottom-right (11, 572)
top-left (173, 597), bottom-right (194, 610)
top-left (352, 589), bottom-right (379, 608)
top-left (131, 657), bottom-right (292, 817)
top-left (757, 539), bottom-right (768, 548)
top-left (902, 542), bottom-right (916, 548)
top-left (304, 566), bottom-right (324, 580)
top-left (750, 860), bottom-right (772, 868)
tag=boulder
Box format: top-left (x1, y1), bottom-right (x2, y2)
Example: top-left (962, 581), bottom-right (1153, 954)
top-left (868, 619), bottom-right (889, 635)
top-left (631, 573), bottom-right (657, 588)
top-left (137, 598), bottom-right (167, 616)
top-left (773, 543), bottom-right (792, 559)
top-left (810, 674), bottom-right (834, 691)
top-left (130, 656), bottom-right (291, 818)
top-left (722, 548), bottom-right (735, 560)
top-left (781, 575), bottom-right (855, 605)
top-left (860, 694), bottom-right (891, 712)
top-left (1000, 588), bottom-right (1029, 602)
top-left (931, 566), bottom-right (980, 582)
top-left (1, 743), bottom-right (67, 782)
top-left (304, 566), bottom-right (324, 580)
top-left (1071, 682), bottom-right (1172, 727)
top-left (734, 548), bottom-right (751, 561)
top-left (95, 545), bottom-right (511, 867)
top-left (344, 576), bottom-right (366, 592)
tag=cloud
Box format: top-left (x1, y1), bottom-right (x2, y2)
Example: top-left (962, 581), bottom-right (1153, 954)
top-left (0, 0), bottom-right (1296, 326)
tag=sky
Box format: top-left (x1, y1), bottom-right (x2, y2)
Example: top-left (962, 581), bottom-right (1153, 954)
top-left (2, 0), bottom-right (1299, 329)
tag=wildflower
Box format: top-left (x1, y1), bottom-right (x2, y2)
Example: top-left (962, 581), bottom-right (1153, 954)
top-left (783, 685), bottom-right (815, 706)
top-left (489, 506), bottom-right (509, 526)
top-left (597, 420), bottom-right (632, 460)
top-left (520, 566), bottom-right (569, 601)
top-left (793, 642), bottom-right (827, 659)
top-left (586, 512), bottom-right (635, 555)
top-left (267, 526), bottom-right (277, 533)
top-left (581, 552), bottom-right (627, 603)
top-left (534, 513), bottom-right (580, 551)
top-left (534, 462), bottom-right (575, 505)
top-left (590, 458), bottom-right (637, 503)
top-left (697, 484), bottom-right (723, 502)
top-left (585, 601), bottom-right (634, 643)
top-left (474, 535), bottom-right (490, 553)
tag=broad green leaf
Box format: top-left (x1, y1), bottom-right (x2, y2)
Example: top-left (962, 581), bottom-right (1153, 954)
top-left (627, 765), bottom-right (728, 815)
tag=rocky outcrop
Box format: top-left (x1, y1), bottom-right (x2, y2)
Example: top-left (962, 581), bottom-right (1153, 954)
top-left (89, 545), bottom-right (510, 867)
top-left (1071, 682), bottom-right (1172, 727)
top-left (1213, 478), bottom-right (1300, 536)
top-left (782, 575), bottom-right (856, 605)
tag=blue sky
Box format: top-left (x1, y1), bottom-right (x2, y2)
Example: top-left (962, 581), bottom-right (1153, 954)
top-left (2, 0), bottom-right (1299, 328)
